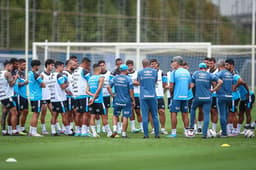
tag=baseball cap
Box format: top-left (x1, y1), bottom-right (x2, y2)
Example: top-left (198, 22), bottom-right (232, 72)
top-left (199, 62), bottom-right (207, 69)
top-left (120, 64), bottom-right (128, 71)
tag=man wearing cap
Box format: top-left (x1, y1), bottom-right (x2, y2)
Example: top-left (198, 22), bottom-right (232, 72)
top-left (137, 59), bottom-right (160, 138)
top-left (167, 56), bottom-right (191, 138)
top-left (190, 63), bottom-right (223, 138)
top-left (108, 64), bottom-right (135, 138)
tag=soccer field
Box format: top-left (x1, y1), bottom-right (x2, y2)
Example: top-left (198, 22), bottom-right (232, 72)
top-left (0, 107), bottom-right (256, 170)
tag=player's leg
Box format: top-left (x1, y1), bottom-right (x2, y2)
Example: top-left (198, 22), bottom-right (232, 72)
top-left (134, 97), bottom-right (143, 131)
top-left (210, 97), bottom-right (218, 132)
top-left (158, 98), bottom-right (167, 135)
top-left (81, 98), bottom-right (91, 136)
top-left (29, 100), bottom-right (42, 136)
top-left (181, 100), bottom-right (189, 137)
top-left (149, 99), bottom-right (160, 138)
top-left (101, 111), bottom-right (112, 137)
top-left (1, 105), bottom-right (8, 135)
top-left (50, 102), bottom-right (60, 136)
top-left (202, 101), bottom-right (211, 138)
top-left (112, 105), bottom-right (121, 137)
top-left (140, 99), bottom-right (149, 138)
top-left (168, 99), bottom-right (179, 137)
top-left (40, 101), bottom-right (48, 134)
top-left (189, 99), bottom-right (199, 129)
top-left (216, 98), bottom-right (228, 137)
top-left (19, 96), bottom-right (29, 133)
top-left (197, 107), bottom-right (204, 134)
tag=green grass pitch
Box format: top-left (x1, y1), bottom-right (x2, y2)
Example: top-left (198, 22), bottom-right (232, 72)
top-left (0, 106), bottom-right (256, 170)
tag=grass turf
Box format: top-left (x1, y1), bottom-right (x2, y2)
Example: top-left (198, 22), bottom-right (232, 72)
top-left (0, 107), bottom-right (256, 170)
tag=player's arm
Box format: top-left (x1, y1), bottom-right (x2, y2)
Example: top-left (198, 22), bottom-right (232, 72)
top-left (34, 73), bottom-right (46, 88)
top-left (93, 77), bottom-right (105, 100)
top-left (86, 85), bottom-right (94, 96)
top-left (5, 71), bottom-right (17, 87)
top-left (107, 77), bottom-right (115, 97)
top-left (57, 74), bottom-right (68, 90)
top-left (211, 79), bottom-right (223, 92)
top-left (129, 79), bottom-right (135, 107)
top-left (234, 77), bottom-right (250, 94)
top-left (18, 80), bottom-right (28, 87)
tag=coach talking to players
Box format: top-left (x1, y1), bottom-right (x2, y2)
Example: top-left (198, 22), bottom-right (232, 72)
top-left (137, 59), bottom-right (160, 138)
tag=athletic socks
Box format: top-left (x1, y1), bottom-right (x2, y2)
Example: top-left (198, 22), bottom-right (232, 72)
top-left (29, 126), bottom-right (37, 135)
top-left (56, 122), bottom-right (61, 131)
top-left (65, 125), bottom-right (71, 135)
top-left (41, 124), bottom-right (47, 132)
top-left (51, 124), bottom-right (56, 134)
top-left (197, 121), bottom-right (203, 129)
top-left (81, 125), bottom-right (89, 134)
top-left (122, 131), bottom-right (126, 137)
top-left (20, 126), bottom-right (25, 132)
top-left (7, 126), bottom-right (12, 135)
top-left (16, 125), bottom-right (21, 132)
top-left (237, 123), bottom-right (241, 132)
top-left (90, 126), bottom-right (97, 136)
top-left (212, 123), bottom-right (217, 131)
top-left (171, 129), bottom-right (176, 135)
top-left (104, 124), bottom-right (112, 133)
top-left (96, 119), bottom-right (101, 131)
top-left (113, 125), bottom-right (117, 132)
top-left (130, 120), bottom-right (136, 131)
top-left (75, 126), bottom-right (80, 134)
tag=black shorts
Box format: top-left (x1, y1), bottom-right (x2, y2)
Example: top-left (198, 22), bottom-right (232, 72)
top-left (74, 98), bottom-right (88, 113)
top-left (18, 95), bottom-right (28, 111)
top-left (188, 98), bottom-right (193, 112)
top-left (134, 97), bottom-right (140, 109)
top-left (12, 96), bottom-right (19, 111)
top-left (228, 99), bottom-right (240, 113)
top-left (89, 103), bottom-right (106, 115)
top-left (239, 94), bottom-right (255, 111)
top-left (42, 100), bottom-right (51, 105)
top-left (30, 100), bottom-right (42, 113)
top-left (103, 96), bottom-right (111, 108)
top-left (157, 98), bottom-right (165, 109)
top-left (168, 97), bottom-right (172, 106)
top-left (52, 101), bottom-right (67, 113)
top-left (1, 98), bottom-right (16, 109)
top-left (211, 97), bottom-right (217, 109)
top-left (66, 97), bottom-right (75, 111)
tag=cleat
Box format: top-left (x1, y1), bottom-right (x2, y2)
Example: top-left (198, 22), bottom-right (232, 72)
top-left (132, 128), bottom-right (141, 133)
top-left (51, 133), bottom-right (60, 136)
top-left (197, 128), bottom-right (202, 134)
top-left (111, 132), bottom-right (120, 138)
top-left (143, 136), bottom-right (149, 139)
top-left (160, 129), bottom-right (168, 135)
top-left (155, 136), bottom-right (160, 138)
top-left (12, 132), bottom-right (20, 136)
top-left (150, 130), bottom-right (155, 135)
top-left (107, 132), bottom-right (113, 137)
top-left (42, 131), bottom-right (49, 135)
top-left (22, 130), bottom-right (28, 133)
top-left (18, 131), bottom-right (27, 136)
top-left (102, 127), bottom-right (106, 133)
top-left (92, 133), bottom-right (100, 138)
top-left (30, 133), bottom-right (43, 137)
top-left (122, 135), bottom-right (128, 138)
top-left (96, 129), bottom-right (101, 134)
top-left (74, 133), bottom-right (81, 137)
top-left (166, 133), bottom-right (177, 138)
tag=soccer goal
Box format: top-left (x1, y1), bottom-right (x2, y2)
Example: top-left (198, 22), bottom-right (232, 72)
top-left (32, 41), bottom-right (256, 91)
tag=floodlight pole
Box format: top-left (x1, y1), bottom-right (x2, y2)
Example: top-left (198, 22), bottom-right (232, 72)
top-left (25, 0), bottom-right (29, 98)
top-left (252, 0), bottom-right (255, 92)
top-left (25, 0), bottom-right (29, 76)
top-left (136, 0), bottom-right (141, 70)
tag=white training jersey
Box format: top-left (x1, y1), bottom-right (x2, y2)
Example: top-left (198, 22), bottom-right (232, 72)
top-left (155, 69), bottom-right (164, 97)
top-left (0, 70), bottom-right (14, 100)
top-left (166, 70), bottom-right (172, 98)
top-left (63, 70), bottom-right (74, 96)
top-left (207, 67), bottom-right (219, 94)
top-left (72, 67), bottom-right (90, 98)
top-left (128, 70), bottom-right (140, 97)
top-left (51, 72), bottom-right (67, 102)
top-left (101, 70), bottom-right (111, 97)
top-left (41, 71), bottom-right (55, 100)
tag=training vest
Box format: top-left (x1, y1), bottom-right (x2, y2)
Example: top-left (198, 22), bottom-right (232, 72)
top-left (155, 69), bottom-right (164, 97)
top-left (128, 70), bottom-right (140, 97)
top-left (72, 67), bottom-right (89, 98)
top-left (0, 70), bottom-right (14, 100)
top-left (41, 71), bottom-right (55, 100)
top-left (51, 72), bottom-right (67, 102)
